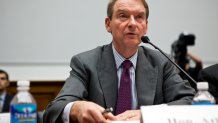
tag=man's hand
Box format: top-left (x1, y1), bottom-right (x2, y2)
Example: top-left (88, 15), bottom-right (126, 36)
top-left (115, 110), bottom-right (141, 121)
top-left (70, 101), bottom-right (116, 123)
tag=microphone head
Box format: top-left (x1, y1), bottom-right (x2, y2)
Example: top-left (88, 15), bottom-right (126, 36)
top-left (141, 36), bottom-right (150, 43)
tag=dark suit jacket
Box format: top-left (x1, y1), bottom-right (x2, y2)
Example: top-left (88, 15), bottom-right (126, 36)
top-left (43, 44), bottom-right (195, 123)
top-left (1, 93), bottom-right (13, 112)
top-left (198, 64), bottom-right (218, 102)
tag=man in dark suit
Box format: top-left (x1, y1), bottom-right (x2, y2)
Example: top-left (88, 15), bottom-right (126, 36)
top-left (198, 64), bottom-right (218, 103)
top-left (43, 0), bottom-right (195, 123)
top-left (0, 69), bottom-right (13, 112)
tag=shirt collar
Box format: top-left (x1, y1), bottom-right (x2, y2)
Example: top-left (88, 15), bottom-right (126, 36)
top-left (112, 44), bottom-right (138, 70)
top-left (0, 91), bottom-right (6, 101)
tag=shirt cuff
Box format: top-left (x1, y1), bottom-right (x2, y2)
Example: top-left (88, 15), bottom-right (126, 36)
top-left (62, 102), bottom-right (74, 123)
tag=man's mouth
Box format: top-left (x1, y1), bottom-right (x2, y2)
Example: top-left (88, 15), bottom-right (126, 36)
top-left (127, 32), bottom-right (136, 35)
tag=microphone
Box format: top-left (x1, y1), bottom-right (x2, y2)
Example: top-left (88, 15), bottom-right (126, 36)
top-left (141, 36), bottom-right (197, 88)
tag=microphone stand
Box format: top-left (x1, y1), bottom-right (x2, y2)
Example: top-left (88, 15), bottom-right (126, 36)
top-left (141, 36), bottom-right (197, 88)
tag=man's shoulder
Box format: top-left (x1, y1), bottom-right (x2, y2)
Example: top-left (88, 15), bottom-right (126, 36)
top-left (4, 93), bottom-right (13, 103)
top-left (6, 93), bottom-right (13, 99)
top-left (70, 43), bottom-right (112, 66)
top-left (204, 64), bottom-right (218, 72)
top-left (139, 46), bottom-right (167, 61)
top-left (75, 43), bottom-right (111, 58)
top-left (200, 64), bottom-right (218, 77)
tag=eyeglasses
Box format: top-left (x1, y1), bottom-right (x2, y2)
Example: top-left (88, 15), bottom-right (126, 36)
top-left (0, 77), bottom-right (7, 80)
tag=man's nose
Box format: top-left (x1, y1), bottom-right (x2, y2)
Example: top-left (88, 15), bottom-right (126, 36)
top-left (128, 16), bottom-right (137, 29)
top-left (128, 16), bottom-right (137, 27)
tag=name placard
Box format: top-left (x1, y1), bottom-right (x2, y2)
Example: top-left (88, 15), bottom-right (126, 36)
top-left (141, 105), bottom-right (218, 123)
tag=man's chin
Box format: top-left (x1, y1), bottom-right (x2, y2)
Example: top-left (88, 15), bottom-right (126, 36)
top-left (125, 34), bottom-right (138, 39)
top-left (125, 38), bottom-right (140, 43)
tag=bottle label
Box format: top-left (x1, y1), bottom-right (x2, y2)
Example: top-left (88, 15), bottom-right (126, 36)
top-left (10, 104), bottom-right (37, 123)
top-left (192, 101), bottom-right (215, 105)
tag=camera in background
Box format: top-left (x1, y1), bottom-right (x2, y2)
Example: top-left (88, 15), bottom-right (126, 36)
top-left (171, 32), bottom-right (195, 70)
top-left (171, 32), bottom-right (203, 89)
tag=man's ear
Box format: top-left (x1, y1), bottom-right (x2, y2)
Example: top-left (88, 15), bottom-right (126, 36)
top-left (144, 20), bottom-right (148, 35)
top-left (105, 17), bottom-right (112, 33)
top-left (144, 20), bottom-right (148, 34)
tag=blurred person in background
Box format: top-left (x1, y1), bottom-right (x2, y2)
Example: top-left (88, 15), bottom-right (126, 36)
top-left (171, 33), bottom-right (203, 89)
top-left (0, 69), bottom-right (13, 113)
top-left (198, 64), bottom-right (218, 103)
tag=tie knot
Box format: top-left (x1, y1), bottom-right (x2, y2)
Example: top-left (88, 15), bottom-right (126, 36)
top-left (122, 60), bottom-right (132, 69)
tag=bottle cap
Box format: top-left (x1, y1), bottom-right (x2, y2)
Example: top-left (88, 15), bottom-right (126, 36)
top-left (17, 80), bottom-right (30, 87)
top-left (197, 82), bottom-right (208, 90)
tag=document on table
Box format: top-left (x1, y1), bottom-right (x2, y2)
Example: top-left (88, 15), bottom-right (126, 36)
top-left (0, 113), bottom-right (10, 123)
top-left (109, 121), bottom-right (140, 123)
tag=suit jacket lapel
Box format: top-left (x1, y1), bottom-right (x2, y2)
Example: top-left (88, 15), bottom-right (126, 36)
top-left (97, 44), bottom-right (118, 113)
top-left (136, 47), bottom-right (158, 107)
top-left (3, 94), bottom-right (12, 112)
top-left (97, 45), bottom-right (158, 111)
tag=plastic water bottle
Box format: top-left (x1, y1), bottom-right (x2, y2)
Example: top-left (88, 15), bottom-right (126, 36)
top-left (10, 80), bottom-right (37, 123)
top-left (192, 82), bottom-right (215, 105)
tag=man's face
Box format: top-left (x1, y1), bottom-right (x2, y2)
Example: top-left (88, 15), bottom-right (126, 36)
top-left (0, 73), bottom-right (9, 92)
top-left (105, 0), bottom-right (148, 50)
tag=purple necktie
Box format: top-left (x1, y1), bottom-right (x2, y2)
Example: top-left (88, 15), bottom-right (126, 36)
top-left (115, 60), bottom-right (132, 115)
